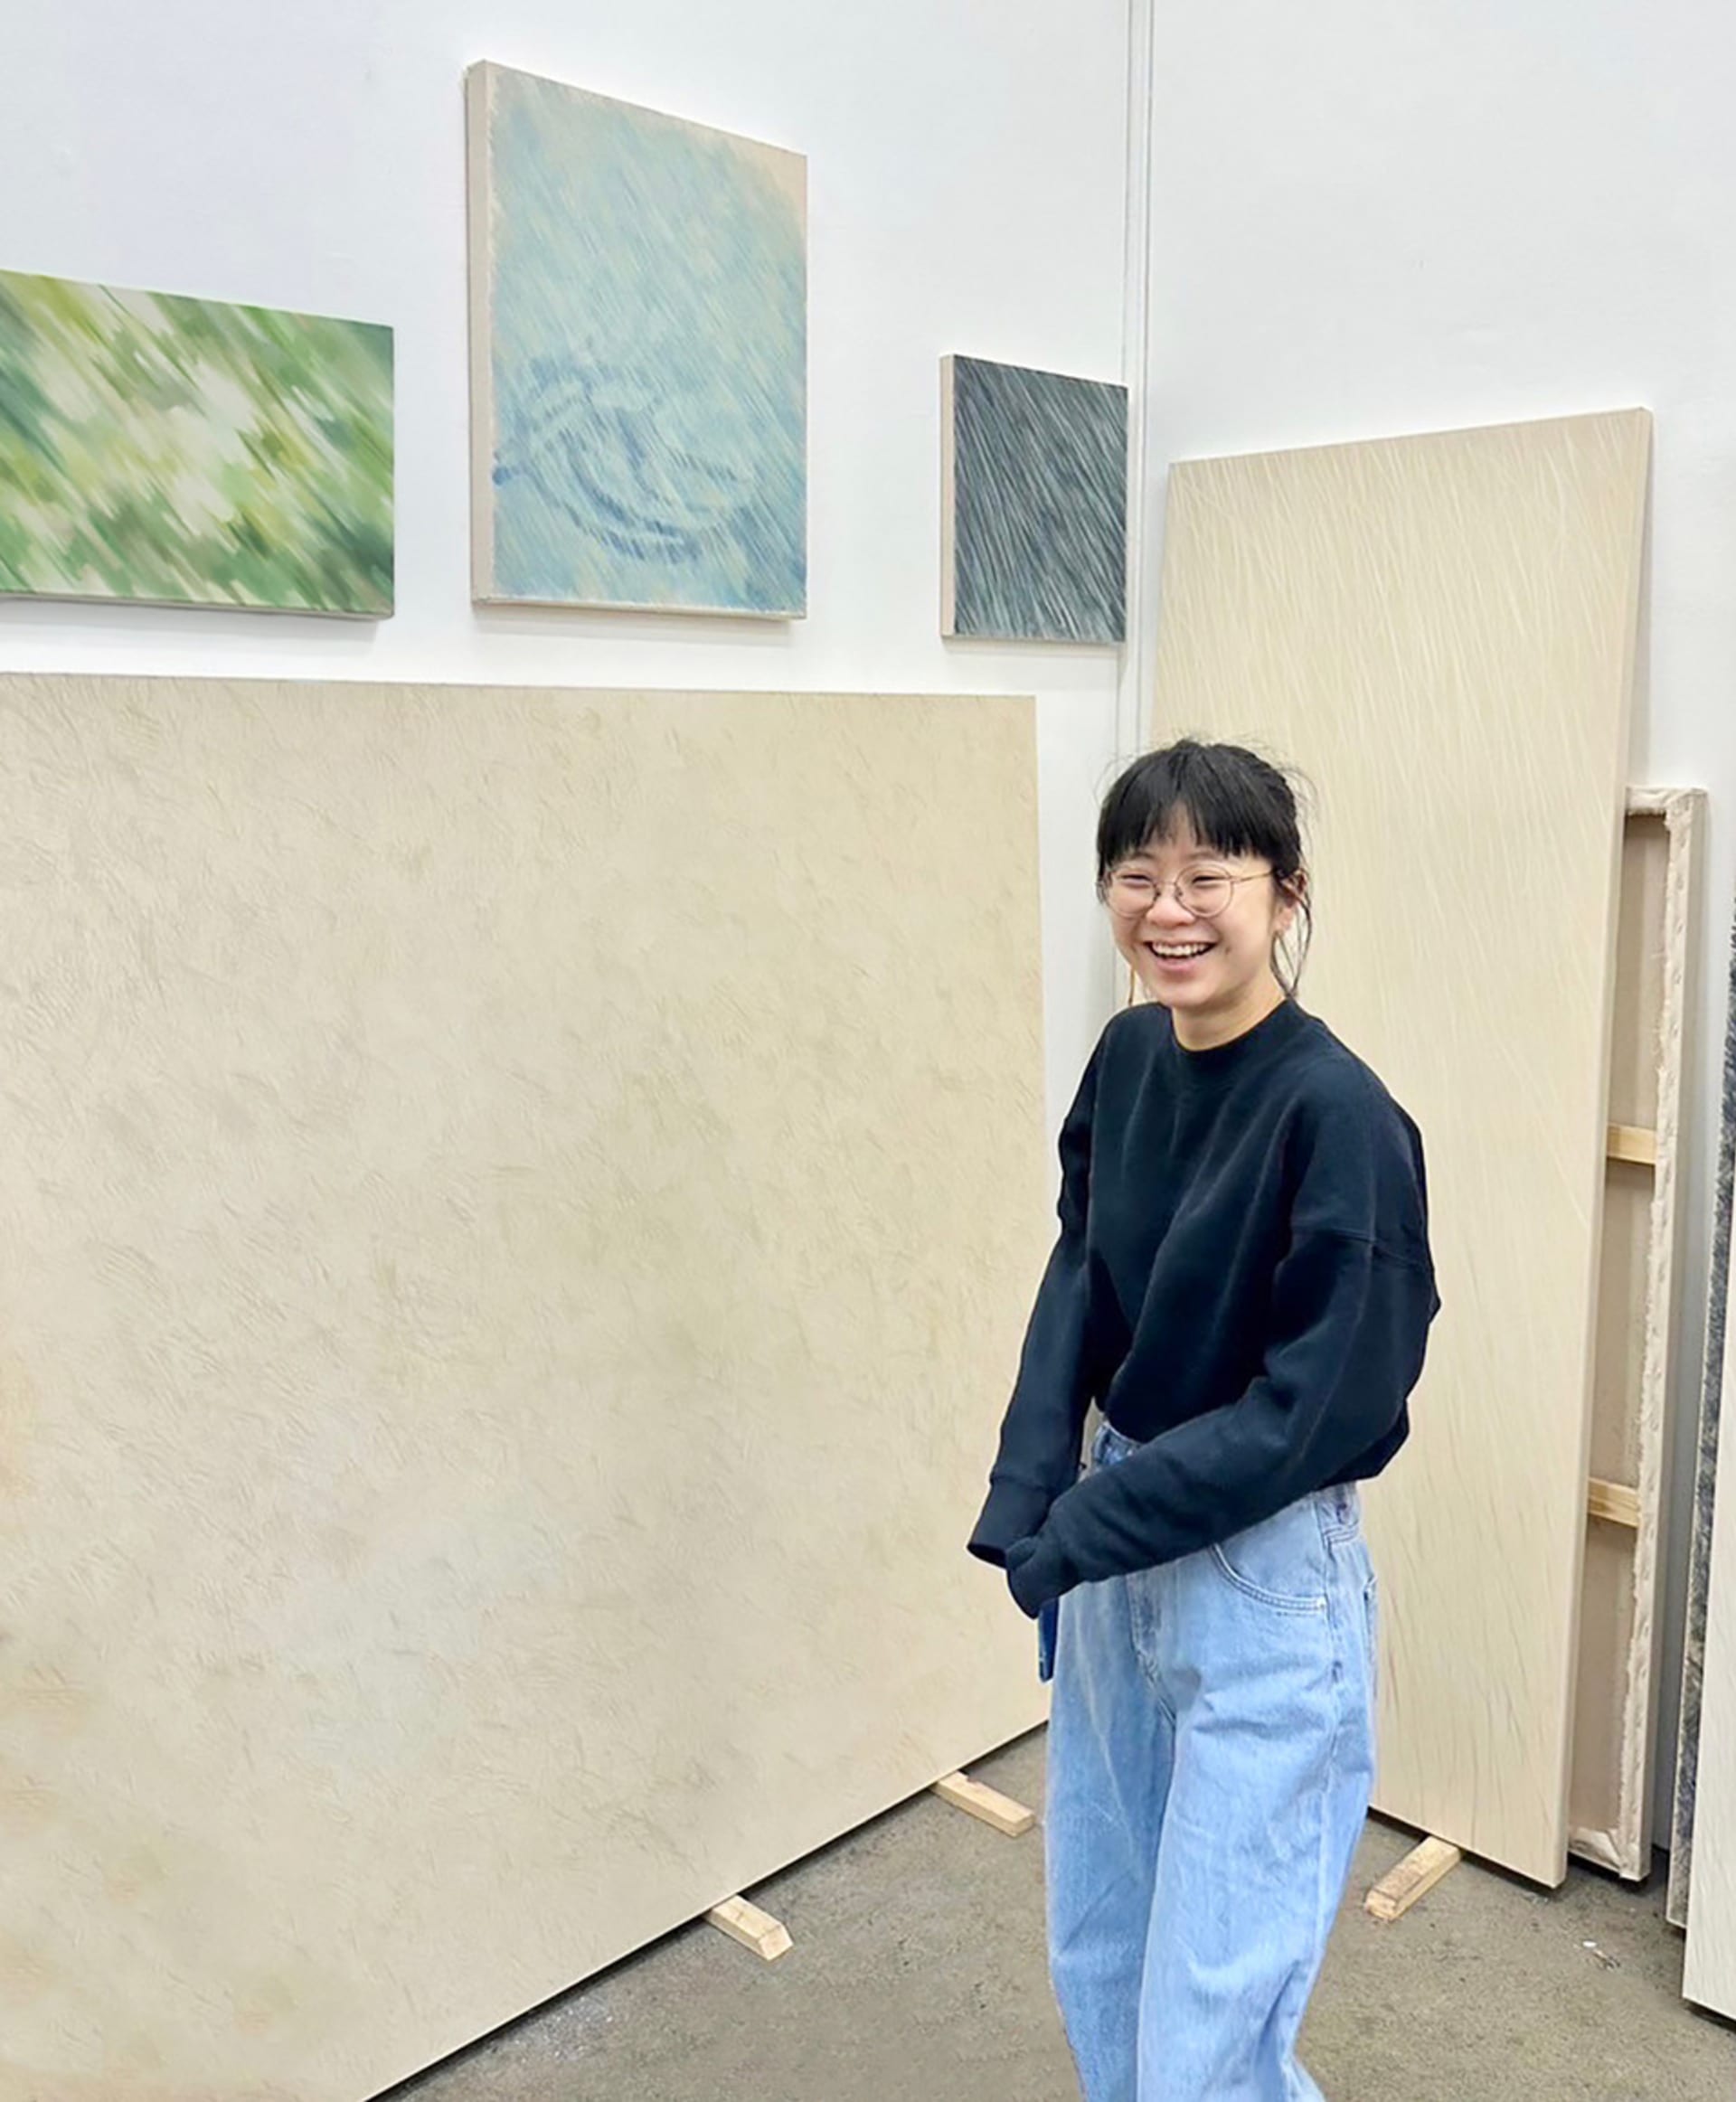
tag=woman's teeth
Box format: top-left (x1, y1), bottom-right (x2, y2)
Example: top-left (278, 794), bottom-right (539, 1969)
top-left (1149, 942), bottom-right (1213, 959)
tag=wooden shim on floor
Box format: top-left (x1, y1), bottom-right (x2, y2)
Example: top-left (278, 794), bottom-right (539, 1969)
top-left (1364, 1836), bottom-right (1463, 1923)
top-left (932, 1771), bottom-right (1037, 1837)
top-left (705, 1897), bottom-right (793, 1962)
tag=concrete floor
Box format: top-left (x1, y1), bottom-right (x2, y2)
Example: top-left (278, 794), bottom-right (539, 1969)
top-left (395, 1730), bottom-right (1736, 2102)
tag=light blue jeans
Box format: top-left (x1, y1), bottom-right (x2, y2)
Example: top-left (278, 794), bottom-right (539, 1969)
top-left (1043, 1422), bottom-right (1378, 2102)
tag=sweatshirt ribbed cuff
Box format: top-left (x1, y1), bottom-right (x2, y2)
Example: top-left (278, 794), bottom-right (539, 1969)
top-left (967, 1477), bottom-right (1055, 1568)
top-left (1005, 1532), bottom-right (1078, 1617)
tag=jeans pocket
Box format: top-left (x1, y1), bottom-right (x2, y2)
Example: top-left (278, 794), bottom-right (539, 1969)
top-left (1209, 1499), bottom-right (1330, 1615)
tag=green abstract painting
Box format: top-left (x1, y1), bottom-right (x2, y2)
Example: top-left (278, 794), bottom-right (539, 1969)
top-left (0, 270), bottom-right (393, 617)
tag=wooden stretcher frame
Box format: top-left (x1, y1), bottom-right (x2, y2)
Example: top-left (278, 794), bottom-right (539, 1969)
top-left (1569, 787), bottom-right (1703, 1880)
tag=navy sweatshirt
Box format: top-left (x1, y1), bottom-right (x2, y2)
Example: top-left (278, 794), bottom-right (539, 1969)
top-left (968, 994), bottom-right (1439, 1617)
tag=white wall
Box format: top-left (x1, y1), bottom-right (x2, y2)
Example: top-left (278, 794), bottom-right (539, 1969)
top-left (1, 0), bottom-right (1135, 1132)
top-left (1137, 0), bottom-right (1736, 1833)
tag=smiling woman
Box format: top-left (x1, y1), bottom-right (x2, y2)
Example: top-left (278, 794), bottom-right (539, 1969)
top-left (968, 734), bottom-right (1437, 2102)
top-left (1095, 739), bottom-right (1314, 1048)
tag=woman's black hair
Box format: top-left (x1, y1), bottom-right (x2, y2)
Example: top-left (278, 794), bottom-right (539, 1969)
top-left (1096, 739), bottom-right (1315, 994)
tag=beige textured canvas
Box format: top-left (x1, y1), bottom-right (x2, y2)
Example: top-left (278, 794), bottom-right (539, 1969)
top-left (1570, 791), bottom-right (1700, 1879)
top-left (1150, 410), bottom-right (1651, 1886)
top-left (0, 674), bottom-right (1050, 2101)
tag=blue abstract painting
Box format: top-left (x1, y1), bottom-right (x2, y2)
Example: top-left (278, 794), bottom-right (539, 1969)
top-left (468, 63), bottom-right (807, 617)
top-left (942, 355), bottom-right (1127, 644)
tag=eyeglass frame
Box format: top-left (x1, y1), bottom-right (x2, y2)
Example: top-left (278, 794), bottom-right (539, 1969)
top-left (1096, 863), bottom-right (1278, 921)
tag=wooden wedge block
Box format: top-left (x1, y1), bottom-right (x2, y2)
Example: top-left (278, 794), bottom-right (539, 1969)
top-left (1364, 1836), bottom-right (1462, 1923)
top-left (932, 1770), bottom-right (1037, 1837)
top-left (1606, 1123), bottom-right (1658, 1166)
top-left (1587, 1477), bottom-right (1642, 1528)
top-left (705, 1896), bottom-right (792, 1962)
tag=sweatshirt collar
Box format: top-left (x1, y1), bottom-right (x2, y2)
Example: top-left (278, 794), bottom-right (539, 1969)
top-left (1166, 994), bottom-right (1311, 1086)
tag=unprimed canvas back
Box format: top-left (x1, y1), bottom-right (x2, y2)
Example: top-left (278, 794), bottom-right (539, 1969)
top-left (0, 675), bottom-right (1049, 2100)
top-left (1148, 411), bottom-right (1650, 1886)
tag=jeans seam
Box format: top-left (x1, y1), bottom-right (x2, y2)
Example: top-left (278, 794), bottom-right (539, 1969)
top-left (1125, 1573), bottom-right (1178, 1726)
top-left (1285, 1576), bottom-right (1353, 2098)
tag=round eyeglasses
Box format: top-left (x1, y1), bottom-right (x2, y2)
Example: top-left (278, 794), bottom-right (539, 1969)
top-left (1099, 867), bottom-right (1274, 920)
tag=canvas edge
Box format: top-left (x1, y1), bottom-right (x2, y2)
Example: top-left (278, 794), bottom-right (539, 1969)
top-left (362, 1707), bottom-right (1050, 2099)
top-left (465, 61), bottom-right (499, 605)
top-left (792, 147), bottom-right (810, 621)
top-left (461, 55), bottom-right (807, 167)
top-left (1160, 402), bottom-right (1658, 476)
top-left (1618, 789), bottom-right (1703, 1875)
top-left (467, 592), bottom-right (809, 620)
top-left (1541, 408), bottom-right (1655, 1888)
top-left (939, 354), bottom-right (960, 637)
top-left (0, 585), bottom-right (386, 622)
top-left (1669, 885), bottom-right (1736, 1926)
top-left (0, 261), bottom-right (390, 339)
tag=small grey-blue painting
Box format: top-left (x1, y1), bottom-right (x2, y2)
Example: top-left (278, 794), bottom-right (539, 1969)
top-left (942, 355), bottom-right (1127, 644)
top-left (467, 62), bottom-right (807, 617)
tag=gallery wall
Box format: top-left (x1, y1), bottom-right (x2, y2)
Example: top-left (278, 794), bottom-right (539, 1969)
top-left (1, 0), bottom-right (1135, 1130)
top-left (1136, 0), bottom-right (1736, 1827)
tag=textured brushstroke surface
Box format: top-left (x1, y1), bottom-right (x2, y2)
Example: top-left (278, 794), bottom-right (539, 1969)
top-left (469, 64), bottom-right (806, 615)
top-left (1151, 410), bottom-right (1650, 1889)
top-left (0, 270), bottom-right (392, 617)
top-left (943, 355), bottom-right (1126, 643)
top-left (0, 674), bottom-right (1048, 2102)
top-left (1672, 906), bottom-right (1736, 1931)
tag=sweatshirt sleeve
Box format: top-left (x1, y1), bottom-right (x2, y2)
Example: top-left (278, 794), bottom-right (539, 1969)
top-left (965, 1032), bottom-right (1104, 1569)
top-left (1004, 1092), bottom-right (1439, 1614)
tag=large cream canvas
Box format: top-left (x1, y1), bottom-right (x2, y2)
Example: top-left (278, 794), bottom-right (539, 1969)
top-left (1149, 411), bottom-right (1650, 1886)
top-left (0, 675), bottom-right (1050, 2100)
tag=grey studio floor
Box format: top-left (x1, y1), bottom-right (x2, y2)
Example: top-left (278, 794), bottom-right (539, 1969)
top-left (396, 1731), bottom-right (1736, 2102)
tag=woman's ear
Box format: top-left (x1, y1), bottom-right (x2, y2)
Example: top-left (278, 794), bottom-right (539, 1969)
top-left (1274, 868), bottom-right (1307, 940)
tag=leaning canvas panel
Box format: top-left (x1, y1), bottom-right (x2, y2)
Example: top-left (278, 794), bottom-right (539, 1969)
top-left (467, 62), bottom-right (807, 616)
top-left (1150, 410), bottom-right (1650, 1886)
top-left (940, 354), bottom-right (1127, 644)
top-left (0, 675), bottom-right (1049, 2102)
top-left (1671, 905), bottom-right (1736, 1928)
top-left (0, 269), bottom-right (392, 617)
top-left (1569, 790), bottom-right (1701, 1880)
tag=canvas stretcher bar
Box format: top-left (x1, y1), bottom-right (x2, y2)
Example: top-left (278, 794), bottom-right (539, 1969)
top-left (1568, 787), bottom-right (1702, 1880)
